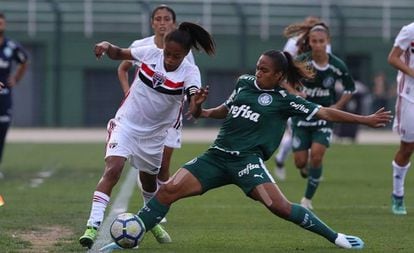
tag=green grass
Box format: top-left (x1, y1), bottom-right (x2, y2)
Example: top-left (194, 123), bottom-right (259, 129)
top-left (0, 143), bottom-right (412, 252)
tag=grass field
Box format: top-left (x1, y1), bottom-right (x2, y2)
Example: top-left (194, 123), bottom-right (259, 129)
top-left (0, 142), bottom-right (412, 252)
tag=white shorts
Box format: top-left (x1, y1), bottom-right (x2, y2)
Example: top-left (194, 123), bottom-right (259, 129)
top-left (105, 120), bottom-right (166, 175)
top-left (393, 97), bottom-right (414, 142)
top-left (164, 127), bottom-right (182, 149)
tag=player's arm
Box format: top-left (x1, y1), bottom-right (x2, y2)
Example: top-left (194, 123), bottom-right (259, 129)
top-left (117, 60), bottom-right (133, 95)
top-left (316, 107), bottom-right (391, 128)
top-left (0, 81), bottom-right (4, 91)
top-left (199, 104), bottom-right (228, 119)
top-left (388, 46), bottom-right (414, 78)
top-left (94, 41), bottom-right (134, 60)
top-left (188, 86), bottom-right (228, 119)
top-left (8, 61), bottom-right (28, 88)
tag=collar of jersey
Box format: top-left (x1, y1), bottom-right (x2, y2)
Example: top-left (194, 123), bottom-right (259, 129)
top-left (254, 80), bottom-right (276, 92)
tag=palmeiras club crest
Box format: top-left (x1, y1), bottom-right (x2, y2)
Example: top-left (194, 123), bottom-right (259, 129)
top-left (152, 71), bottom-right (166, 88)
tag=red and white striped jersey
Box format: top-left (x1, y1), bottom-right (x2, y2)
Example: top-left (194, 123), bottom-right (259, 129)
top-left (114, 46), bottom-right (200, 136)
top-left (394, 22), bottom-right (414, 103)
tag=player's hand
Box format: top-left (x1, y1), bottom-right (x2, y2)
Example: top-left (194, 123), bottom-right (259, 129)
top-left (193, 86), bottom-right (209, 106)
top-left (7, 76), bottom-right (17, 88)
top-left (94, 41), bottom-right (111, 59)
top-left (366, 107), bottom-right (393, 128)
top-left (0, 81), bottom-right (4, 91)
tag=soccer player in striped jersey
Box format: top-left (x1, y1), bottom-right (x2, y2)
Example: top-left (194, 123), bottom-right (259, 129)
top-left (388, 21), bottom-right (414, 215)
top-left (79, 22), bottom-right (215, 249)
top-left (117, 5), bottom-right (195, 223)
top-left (123, 50), bottom-right (391, 250)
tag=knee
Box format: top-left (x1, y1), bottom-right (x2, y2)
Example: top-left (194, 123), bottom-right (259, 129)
top-left (294, 157), bottom-right (307, 169)
top-left (268, 200), bottom-right (291, 219)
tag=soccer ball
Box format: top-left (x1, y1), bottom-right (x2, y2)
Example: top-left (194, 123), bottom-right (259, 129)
top-left (110, 213), bottom-right (146, 248)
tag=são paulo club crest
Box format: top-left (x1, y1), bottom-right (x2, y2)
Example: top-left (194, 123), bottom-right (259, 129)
top-left (258, 93), bottom-right (272, 106)
top-left (152, 71), bottom-right (166, 88)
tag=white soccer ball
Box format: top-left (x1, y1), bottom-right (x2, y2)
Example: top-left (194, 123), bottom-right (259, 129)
top-left (110, 213), bottom-right (146, 248)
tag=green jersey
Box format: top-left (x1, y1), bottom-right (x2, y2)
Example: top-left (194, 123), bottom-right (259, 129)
top-left (211, 74), bottom-right (321, 161)
top-left (292, 52), bottom-right (355, 128)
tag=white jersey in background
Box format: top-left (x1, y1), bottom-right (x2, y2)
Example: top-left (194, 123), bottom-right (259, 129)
top-left (393, 22), bottom-right (414, 103)
top-left (115, 45), bottom-right (200, 137)
top-left (283, 36), bottom-right (332, 57)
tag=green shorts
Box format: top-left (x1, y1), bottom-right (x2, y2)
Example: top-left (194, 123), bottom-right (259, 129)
top-left (291, 126), bottom-right (333, 151)
top-left (182, 149), bottom-right (275, 195)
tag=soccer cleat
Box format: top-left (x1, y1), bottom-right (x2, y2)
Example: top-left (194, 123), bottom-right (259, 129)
top-left (150, 224), bottom-right (172, 243)
top-left (99, 242), bottom-right (123, 252)
top-left (274, 158), bottom-right (286, 181)
top-left (160, 216), bottom-right (168, 224)
top-left (79, 226), bottom-right (98, 249)
top-left (300, 197), bottom-right (313, 210)
top-left (335, 233), bottom-right (364, 249)
top-left (391, 195), bottom-right (407, 215)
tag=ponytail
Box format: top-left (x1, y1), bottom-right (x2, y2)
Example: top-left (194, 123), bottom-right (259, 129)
top-left (262, 50), bottom-right (314, 89)
top-left (283, 51), bottom-right (314, 88)
top-left (165, 22), bottom-right (215, 56)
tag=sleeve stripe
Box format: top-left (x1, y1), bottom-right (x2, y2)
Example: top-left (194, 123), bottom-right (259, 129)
top-left (306, 106), bottom-right (321, 121)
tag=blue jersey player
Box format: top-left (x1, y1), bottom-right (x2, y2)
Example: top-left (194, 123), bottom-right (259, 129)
top-left (0, 12), bottom-right (28, 178)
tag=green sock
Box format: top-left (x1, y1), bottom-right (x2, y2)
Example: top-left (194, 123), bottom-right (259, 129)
top-left (305, 166), bottom-right (322, 199)
top-left (137, 197), bottom-right (170, 231)
top-left (289, 203), bottom-right (337, 243)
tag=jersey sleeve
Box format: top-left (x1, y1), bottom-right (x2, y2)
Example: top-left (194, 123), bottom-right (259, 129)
top-left (184, 65), bottom-right (201, 97)
top-left (282, 92), bottom-right (321, 121)
top-left (394, 24), bottom-right (414, 51)
top-left (223, 75), bottom-right (245, 108)
top-left (338, 61), bottom-right (355, 94)
top-left (10, 41), bottom-right (28, 64)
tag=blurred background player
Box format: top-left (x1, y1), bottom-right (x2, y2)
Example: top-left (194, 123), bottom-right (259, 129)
top-left (274, 16), bottom-right (331, 181)
top-left (117, 4), bottom-right (195, 223)
top-left (289, 22), bottom-right (355, 210)
top-left (388, 21), bottom-right (414, 215)
top-left (0, 12), bottom-right (28, 179)
top-left (79, 22), bottom-right (215, 249)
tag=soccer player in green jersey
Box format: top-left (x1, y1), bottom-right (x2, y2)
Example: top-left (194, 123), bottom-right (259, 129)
top-left (289, 22), bottom-right (356, 210)
top-left (98, 49), bottom-right (392, 251)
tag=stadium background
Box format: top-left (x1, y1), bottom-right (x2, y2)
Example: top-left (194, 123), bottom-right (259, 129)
top-left (2, 0), bottom-right (413, 128)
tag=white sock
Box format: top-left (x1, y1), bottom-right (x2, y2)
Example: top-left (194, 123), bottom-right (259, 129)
top-left (157, 178), bottom-right (168, 187)
top-left (392, 160), bottom-right (410, 197)
top-left (87, 191), bottom-right (110, 228)
top-left (142, 185), bottom-right (159, 205)
top-left (276, 133), bottom-right (292, 163)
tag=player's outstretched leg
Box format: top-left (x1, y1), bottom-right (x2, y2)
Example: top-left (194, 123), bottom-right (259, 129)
top-left (335, 233), bottom-right (364, 249)
top-left (79, 226), bottom-right (98, 249)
